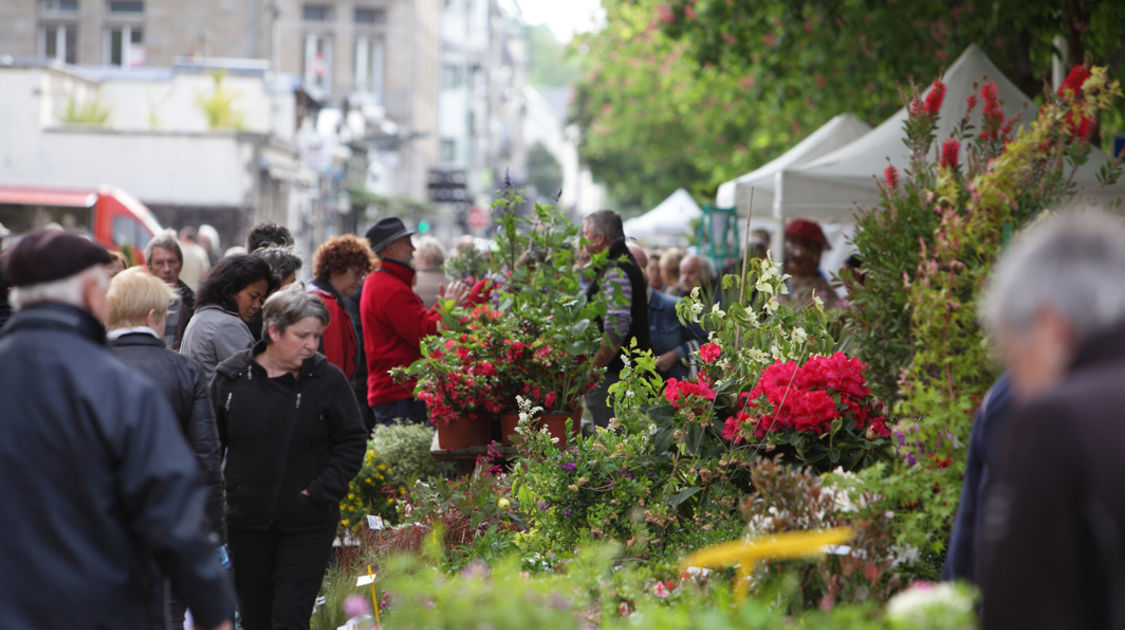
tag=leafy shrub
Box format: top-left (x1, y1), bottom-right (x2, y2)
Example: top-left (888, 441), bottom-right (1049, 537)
top-left (849, 66), bottom-right (1121, 562)
top-left (339, 424), bottom-right (455, 531)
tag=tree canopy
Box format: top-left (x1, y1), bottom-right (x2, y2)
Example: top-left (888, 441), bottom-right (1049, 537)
top-left (570, 0), bottom-right (1125, 214)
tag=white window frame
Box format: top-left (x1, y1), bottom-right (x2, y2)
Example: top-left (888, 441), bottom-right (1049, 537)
top-left (106, 24), bottom-right (144, 67)
top-left (353, 35), bottom-right (384, 99)
top-left (303, 32), bottom-right (333, 97)
top-left (39, 22), bottom-right (77, 64)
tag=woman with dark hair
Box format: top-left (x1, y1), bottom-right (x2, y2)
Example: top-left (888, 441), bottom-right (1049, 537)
top-left (308, 235), bottom-right (373, 380)
top-left (212, 284), bottom-right (365, 630)
top-left (181, 253), bottom-right (277, 381)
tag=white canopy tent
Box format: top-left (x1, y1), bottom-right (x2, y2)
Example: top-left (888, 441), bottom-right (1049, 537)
top-left (715, 113), bottom-right (873, 212)
top-left (773, 44), bottom-right (1125, 225)
top-left (622, 187), bottom-right (702, 245)
top-left (741, 44), bottom-right (1125, 265)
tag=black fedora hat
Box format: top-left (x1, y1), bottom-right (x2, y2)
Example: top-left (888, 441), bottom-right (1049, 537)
top-left (365, 217), bottom-right (415, 254)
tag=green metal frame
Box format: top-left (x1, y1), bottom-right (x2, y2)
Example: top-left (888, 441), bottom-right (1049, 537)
top-left (696, 204), bottom-right (741, 265)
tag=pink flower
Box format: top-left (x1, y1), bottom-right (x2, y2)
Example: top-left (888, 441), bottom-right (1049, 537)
top-left (653, 581), bottom-right (671, 597)
top-left (343, 594), bottom-right (371, 618)
top-left (699, 343), bottom-right (721, 364)
top-left (655, 4), bottom-right (674, 23)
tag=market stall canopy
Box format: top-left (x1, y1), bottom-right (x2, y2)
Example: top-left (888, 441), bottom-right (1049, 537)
top-left (775, 44), bottom-right (1125, 224)
top-left (714, 113), bottom-right (872, 212)
top-left (623, 188), bottom-right (702, 244)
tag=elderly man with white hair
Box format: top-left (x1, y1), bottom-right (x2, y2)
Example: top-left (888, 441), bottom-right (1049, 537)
top-left (0, 230), bottom-right (234, 629)
top-left (976, 210), bottom-right (1125, 629)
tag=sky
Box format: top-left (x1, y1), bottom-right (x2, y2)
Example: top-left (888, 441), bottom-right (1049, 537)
top-left (516, 0), bottom-right (606, 42)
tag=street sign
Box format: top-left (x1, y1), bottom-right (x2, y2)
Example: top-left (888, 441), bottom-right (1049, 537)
top-left (428, 169), bottom-right (469, 203)
top-left (467, 206), bottom-right (488, 229)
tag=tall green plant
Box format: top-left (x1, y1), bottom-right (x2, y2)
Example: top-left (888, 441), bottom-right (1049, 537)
top-left (849, 66), bottom-right (1121, 561)
top-left (59, 91), bottom-right (111, 126)
top-left (195, 69), bottom-right (245, 130)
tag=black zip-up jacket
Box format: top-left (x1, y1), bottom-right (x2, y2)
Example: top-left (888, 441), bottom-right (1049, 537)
top-left (111, 331), bottom-right (225, 541)
top-left (211, 342), bottom-right (367, 532)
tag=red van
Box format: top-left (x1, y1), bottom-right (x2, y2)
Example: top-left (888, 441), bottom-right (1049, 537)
top-left (0, 184), bottom-right (163, 265)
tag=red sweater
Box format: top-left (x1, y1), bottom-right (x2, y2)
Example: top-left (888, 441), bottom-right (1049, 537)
top-left (359, 259), bottom-right (441, 406)
top-left (310, 285), bottom-right (356, 379)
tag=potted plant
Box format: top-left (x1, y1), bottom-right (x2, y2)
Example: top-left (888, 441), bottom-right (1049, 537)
top-left (394, 304), bottom-right (511, 449)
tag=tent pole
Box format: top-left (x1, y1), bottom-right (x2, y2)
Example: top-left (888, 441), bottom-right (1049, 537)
top-left (738, 187), bottom-right (755, 308)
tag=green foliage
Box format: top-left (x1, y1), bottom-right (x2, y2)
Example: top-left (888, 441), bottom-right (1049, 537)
top-left (371, 423), bottom-right (456, 497)
top-left (195, 69), bottom-right (245, 130)
top-left (574, 0), bottom-right (1125, 212)
top-left (59, 90), bottom-right (111, 126)
top-left (848, 67), bottom-right (1122, 561)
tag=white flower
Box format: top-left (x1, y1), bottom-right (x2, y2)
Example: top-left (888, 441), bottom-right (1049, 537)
top-left (770, 345), bottom-right (784, 360)
top-left (791, 327), bottom-right (808, 346)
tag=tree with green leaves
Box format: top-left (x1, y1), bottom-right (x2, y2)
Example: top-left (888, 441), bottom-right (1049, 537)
top-left (571, 0), bottom-right (1125, 214)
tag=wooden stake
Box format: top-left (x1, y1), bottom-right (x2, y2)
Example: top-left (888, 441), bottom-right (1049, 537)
top-left (368, 565), bottom-right (381, 626)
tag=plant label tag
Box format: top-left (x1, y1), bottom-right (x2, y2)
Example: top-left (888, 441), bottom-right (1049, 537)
top-left (356, 574), bottom-right (376, 586)
top-left (367, 515), bottom-right (385, 530)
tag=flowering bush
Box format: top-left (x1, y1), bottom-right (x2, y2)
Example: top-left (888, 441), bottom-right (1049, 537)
top-left (398, 303), bottom-right (513, 426)
top-left (339, 444), bottom-right (392, 531)
top-left (848, 64), bottom-right (1121, 564)
top-left (399, 188), bottom-right (608, 422)
top-left (721, 353), bottom-right (891, 472)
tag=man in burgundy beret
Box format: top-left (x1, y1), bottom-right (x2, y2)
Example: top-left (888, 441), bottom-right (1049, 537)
top-left (0, 230), bottom-right (235, 629)
top-left (780, 218), bottom-right (839, 311)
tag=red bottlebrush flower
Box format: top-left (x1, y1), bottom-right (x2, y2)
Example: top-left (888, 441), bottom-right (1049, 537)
top-left (1059, 65), bottom-right (1091, 98)
top-left (922, 80), bottom-right (946, 116)
top-left (939, 139), bottom-right (960, 168)
top-left (965, 93), bottom-right (978, 114)
top-left (699, 343), bottom-right (721, 364)
top-left (884, 165), bottom-right (899, 190)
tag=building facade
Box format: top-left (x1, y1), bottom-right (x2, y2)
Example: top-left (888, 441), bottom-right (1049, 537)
top-left (0, 0), bottom-right (441, 216)
top-left (437, 0), bottom-right (527, 234)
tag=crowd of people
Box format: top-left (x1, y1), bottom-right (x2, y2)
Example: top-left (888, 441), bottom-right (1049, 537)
top-left (0, 208), bottom-right (844, 629)
top-left (12, 202), bottom-right (1119, 627)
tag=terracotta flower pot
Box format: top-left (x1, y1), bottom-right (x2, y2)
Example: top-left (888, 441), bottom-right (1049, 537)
top-left (500, 410), bottom-right (582, 448)
top-left (435, 417), bottom-right (491, 450)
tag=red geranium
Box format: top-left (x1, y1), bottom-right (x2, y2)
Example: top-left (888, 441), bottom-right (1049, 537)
top-left (699, 342), bottom-right (721, 364)
top-left (724, 353), bottom-right (890, 445)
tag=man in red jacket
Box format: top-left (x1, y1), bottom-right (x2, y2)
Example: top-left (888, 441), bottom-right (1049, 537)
top-left (360, 218), bottom-right (467, 425)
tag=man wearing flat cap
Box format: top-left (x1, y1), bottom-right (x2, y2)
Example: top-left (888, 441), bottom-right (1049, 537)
top-left (780, 218), bottom-right (839, 311)
top-left (0, 231), bottom-right (235, 630)
top-left (360, 218), bottom-right (468, 425)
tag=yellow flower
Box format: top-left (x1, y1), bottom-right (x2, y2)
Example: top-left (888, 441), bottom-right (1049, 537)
top-left (679, 527), bottom-right (853, 601)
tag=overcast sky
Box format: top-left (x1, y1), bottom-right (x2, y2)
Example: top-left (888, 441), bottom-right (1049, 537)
top-left (517, 0), bottom-right (605, 42)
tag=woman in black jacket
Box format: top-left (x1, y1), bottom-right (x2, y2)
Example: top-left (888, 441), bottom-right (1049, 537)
top-left (105, 267), bottom-right (226, 630)
top-left (211, 283), bottom-right (366, 630)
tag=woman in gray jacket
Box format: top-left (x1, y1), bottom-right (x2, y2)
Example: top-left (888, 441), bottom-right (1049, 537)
top-left (181, 254), bottom-right (277, 382)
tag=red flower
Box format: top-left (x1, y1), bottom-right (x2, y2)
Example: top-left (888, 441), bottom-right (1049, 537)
top-left (722, 414), bottom-right (745, 443)
top-left (939, 139), bottom-right (960, 168)
top-left (1059, 65), bottom-right (1091, 98)
top-left (699, 343), bottom-right (721, 364)
top-left (655, 4), bottom-right (674, 23)
top-left (665, 377), bottom-right (717, 409)
top-left (922, 80), bottom-right (946, 116)
top-left (884, 165), bottom-right (899, 190)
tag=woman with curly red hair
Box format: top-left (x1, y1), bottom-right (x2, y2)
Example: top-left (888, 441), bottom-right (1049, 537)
top-left (308, 235), bottom-right (374, 380)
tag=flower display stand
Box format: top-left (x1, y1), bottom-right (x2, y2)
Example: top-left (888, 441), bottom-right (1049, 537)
top-left (499, 411), bottom-right (582, 448)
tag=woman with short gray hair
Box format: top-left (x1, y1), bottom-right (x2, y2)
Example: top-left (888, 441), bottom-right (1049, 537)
top-left (210, 283), bottom-right (366, 629)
